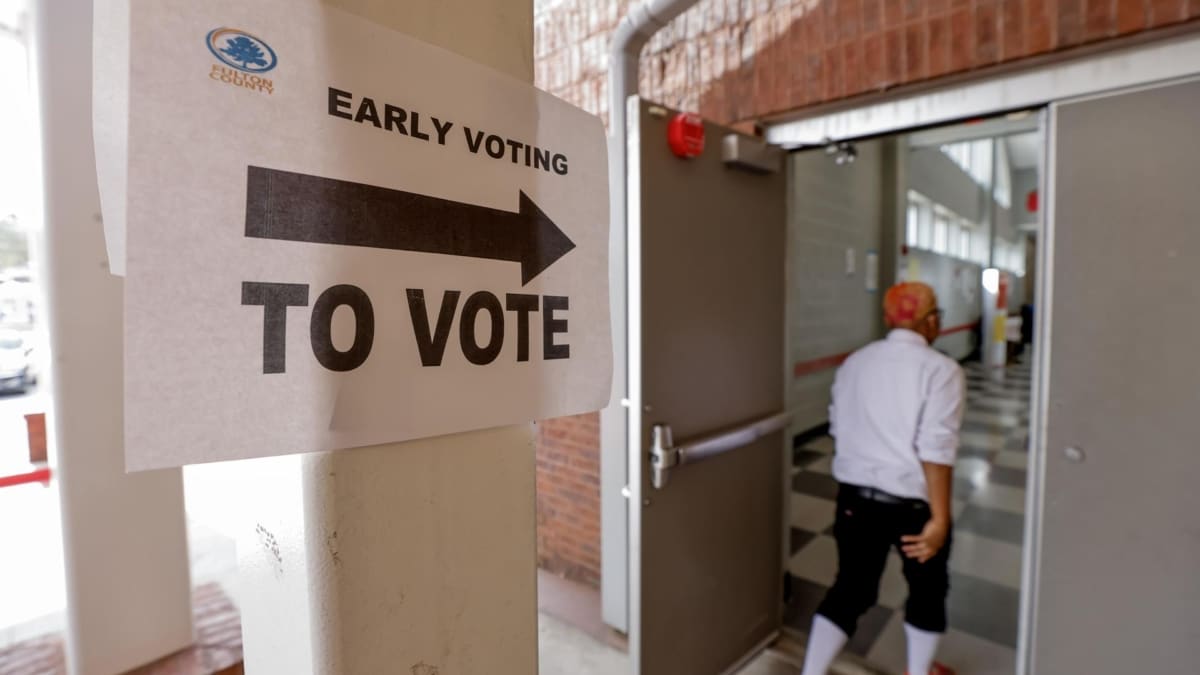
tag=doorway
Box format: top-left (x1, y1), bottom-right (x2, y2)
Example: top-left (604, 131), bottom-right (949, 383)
top-left (779, 116), bottom-right (1043, 674)
top-left (620, 96), bottom-right (1048, 674)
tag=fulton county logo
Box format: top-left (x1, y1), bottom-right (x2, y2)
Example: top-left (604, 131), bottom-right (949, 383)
top-left (207, 28), bottom-right (276, 73)
top-left (206, 27), bottom-right (276, 95)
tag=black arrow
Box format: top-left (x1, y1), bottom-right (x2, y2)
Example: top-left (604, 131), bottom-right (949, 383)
top-left (244, 166), bottom-right (575, 285)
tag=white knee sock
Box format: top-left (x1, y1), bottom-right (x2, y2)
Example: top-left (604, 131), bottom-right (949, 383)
top-left (800, 614), bottom-right (848, 675)
top-left (904, 623), bottom-right (942, 675)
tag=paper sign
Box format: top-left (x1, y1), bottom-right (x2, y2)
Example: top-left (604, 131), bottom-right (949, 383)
top-left (100, 0), bottom-right (612, 470)
top-left (906, 257), bottom-right (921, 282)
top-left (864, 250), bottom-right (879, 292)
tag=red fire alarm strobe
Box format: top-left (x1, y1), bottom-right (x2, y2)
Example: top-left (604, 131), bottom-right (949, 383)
top-left (667, 112), bottom-right (705, 158)
top-left (1026, 189), bottom-right (1039, 213)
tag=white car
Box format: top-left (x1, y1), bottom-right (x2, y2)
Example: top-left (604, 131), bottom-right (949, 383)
top-left (0, 331), bottom-right (36, 393)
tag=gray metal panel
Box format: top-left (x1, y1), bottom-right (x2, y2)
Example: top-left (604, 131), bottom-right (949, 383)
top-left (1035, 78), bottom-right (1200, 672)
top-left (633, 100), bottom-right (786, 674)
top-left (601, 123), bottom-right (630, 632)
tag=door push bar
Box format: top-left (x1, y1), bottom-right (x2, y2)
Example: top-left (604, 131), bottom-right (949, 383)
top-left (650, 411), bottom-right (792, 490)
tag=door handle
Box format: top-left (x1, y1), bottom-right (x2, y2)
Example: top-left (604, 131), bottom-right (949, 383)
top-left (650, 411), bottom-right (791, 490)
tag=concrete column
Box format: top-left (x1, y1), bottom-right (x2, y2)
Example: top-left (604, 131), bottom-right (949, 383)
top-left (33, 2), bottom-right (194, 673)
top-left (236, 2), bottom-right (539, 674)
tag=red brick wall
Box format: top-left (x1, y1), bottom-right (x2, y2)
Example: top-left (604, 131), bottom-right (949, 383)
top-left (536, 412), bottom-right (602, 586)
top-left (537, 0), bottom-right (1200, 127)
top-left (532, 0), bottom-right (1200, 587)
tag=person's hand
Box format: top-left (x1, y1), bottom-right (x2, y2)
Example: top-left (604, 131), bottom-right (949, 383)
top-left (901, 518), bottom-right (949, 563)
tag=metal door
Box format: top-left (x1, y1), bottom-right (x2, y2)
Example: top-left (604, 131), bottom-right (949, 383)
top-left (626, 99), bottom-right (787, 674)
top-left (1028, 78), bottom-right (1200, 672)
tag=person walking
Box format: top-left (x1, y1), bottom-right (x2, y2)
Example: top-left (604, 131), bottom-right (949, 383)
top-left (800, 282), bottom-right (965, 675)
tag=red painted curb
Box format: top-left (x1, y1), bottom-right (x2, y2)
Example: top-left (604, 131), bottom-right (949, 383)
top-left (0, 467), bottom-right (52, 489)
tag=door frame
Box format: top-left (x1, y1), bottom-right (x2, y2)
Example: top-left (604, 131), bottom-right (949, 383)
top-left (625, 93), bottom-right (646, 670)
top-left (605, 26), bottom-right (1200, 674)
top-left (762, 37), bottom-right (1200, 675)
top-left (1018, 107), bottom-right (1051, 675)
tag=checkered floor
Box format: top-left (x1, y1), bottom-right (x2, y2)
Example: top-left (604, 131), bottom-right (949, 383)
top-left (784, 357), bottom-right (1032, 675)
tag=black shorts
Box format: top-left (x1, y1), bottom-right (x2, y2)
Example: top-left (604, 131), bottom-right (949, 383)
top-left (815, 483), bottom-right (953, 635)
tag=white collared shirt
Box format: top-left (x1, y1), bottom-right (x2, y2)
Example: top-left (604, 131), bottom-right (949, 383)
top-left (829, 329), bottom-right (966, 500)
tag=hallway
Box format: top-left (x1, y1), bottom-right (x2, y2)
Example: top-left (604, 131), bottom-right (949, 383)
top-left (783, 357), bottom-right (1032, 674)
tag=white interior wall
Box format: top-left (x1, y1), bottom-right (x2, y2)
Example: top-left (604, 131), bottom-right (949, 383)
top-left (992, 171), bottom-right (1026, 306)
top-left (902, 249), bottom-right (982, 361)
top-left (786, 136), bottom-right (1001, 435)
top-left (1012, 167), bottom-right (1041, 307)
top-left (902, 135), bottom-right (1042, 358)
top-left (903, 145), bottom-right (989, 359)
top-left (785, 141), bottom-right (886, 433)
top-left (1007, 268), bottom-right (1027, 316)
top-left (786, 130), bottom-right (1041, 434)
top-left (907, 147), bottom-right (986, 222)
top-left (1012, 168), bottom-right (1039, 228)
top-left (995, 202), bottom-right (1016, 246)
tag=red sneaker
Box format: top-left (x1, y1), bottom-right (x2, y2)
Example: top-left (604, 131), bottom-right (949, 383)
top-left (906, 664), bottom-right (956, 675)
